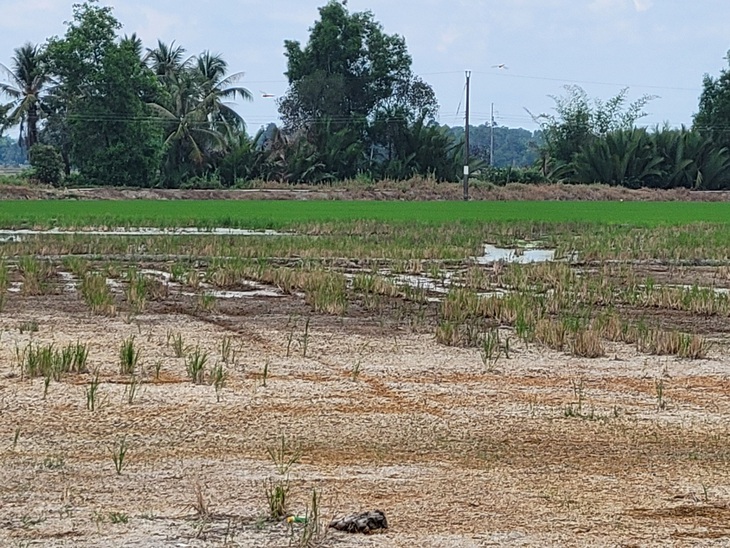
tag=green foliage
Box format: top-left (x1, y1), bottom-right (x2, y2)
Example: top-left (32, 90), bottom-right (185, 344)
top-left (695, 50), bottom-right (730, 152)
top-left (44, 2), bottom-right (163, 187)
top-left (531, 85), bottom-right (656, 172)
top-left (28, 144), bottom-right (64, 186)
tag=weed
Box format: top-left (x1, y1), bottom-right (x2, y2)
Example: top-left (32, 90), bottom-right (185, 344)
top-left (12, 427), bottom-right (20, 449)
top-left (152, 360), bottom-right (163, 379)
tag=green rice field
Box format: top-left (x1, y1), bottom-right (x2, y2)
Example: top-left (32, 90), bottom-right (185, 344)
top-left (0, 199), bottom-right (729, 228)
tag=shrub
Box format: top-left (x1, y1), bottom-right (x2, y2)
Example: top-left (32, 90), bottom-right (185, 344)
top-left (29, 144), bottom-right (64, 186)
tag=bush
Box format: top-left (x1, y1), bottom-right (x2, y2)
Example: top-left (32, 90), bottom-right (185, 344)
top-left (29, 144), bottom-right (64, 186)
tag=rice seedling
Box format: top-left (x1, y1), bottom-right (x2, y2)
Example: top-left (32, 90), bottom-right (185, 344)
top-left (125, 375), bottom-right (141, 405)
top-left (261, 360), bottom-right (270, 387)
top-left (110, 436), bottom-right (128, 475)
top-left (0, 260), bottom-right (8, 311)
top-left (186, 346), bottom-right (208, 384)
top-left (86, 369), bottom-right (102, 411)
top-left (18, 320), bottom-right (39, 334)
top-left (292, 489), bottom-right (326, 547)
top-left (197, 292), bottom-right (217, 313)
top-left (265, 435), bottom-right (302, 521)
top-left (61, 256), bottom-right (87, 278)
top-left (119, 336), bottom-right (140, 375)
top-left (655, 378), bottom-right (667, 411)
top-left (12, 427), bottom-right (21, 449)
top-left (220, 336), bottom-right (234, 364)
top-left (192, 483), bottom-right (211, 520)
top-left (303, 271), bottom-right (348, 315)
top-left (265, 477), bottom-right (290, 521)
top-left (18, 256), bottom-right (52, 296)
top-left (210, 362), bottom-right (227, 402)
top-left (80, 272), bottom-right (116, 315)
top-left (108, 512), bottom-right (129, 524)
top-left (301, 316), bottom-right (311, 358)
top-left (351, 359), bottom-right (362, 381)
top-left (125, 268), bottom-right (148, 313)
top-left (167, 330), bottom-right (187, 358)
top-left (480, 328), bottom-right (503, 369)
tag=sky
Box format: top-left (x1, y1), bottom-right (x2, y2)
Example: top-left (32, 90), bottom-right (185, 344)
top-left (1, 0), bottom-right (729, 134)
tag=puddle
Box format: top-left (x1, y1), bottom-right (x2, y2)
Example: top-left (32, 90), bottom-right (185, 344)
top-left (476, 244), bottom-right (556, 265)
top-left (392, 274), bottom-right (451, 294)
top-left (182, 289), bottom-right (284, 299)
top-left (0, 227), bottom-right (290, 240)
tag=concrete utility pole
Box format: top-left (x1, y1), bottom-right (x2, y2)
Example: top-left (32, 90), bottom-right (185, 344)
top-left (490, 102), bottom-right (495, 167)
top-left (463, 70), bottom-right (471, 201)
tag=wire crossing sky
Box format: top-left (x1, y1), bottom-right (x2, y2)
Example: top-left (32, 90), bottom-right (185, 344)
top-left (1, 0), bottom-right (727, 132)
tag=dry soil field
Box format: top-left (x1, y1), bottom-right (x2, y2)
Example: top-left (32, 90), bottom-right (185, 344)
top-left (1, 224), bottom-right (730, 547)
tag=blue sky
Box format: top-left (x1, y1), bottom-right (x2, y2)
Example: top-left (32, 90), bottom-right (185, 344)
top-left (1, 0), bottom-right (729, 133)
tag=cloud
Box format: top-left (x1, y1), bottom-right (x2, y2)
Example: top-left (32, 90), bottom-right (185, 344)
top-left (632, 0), bottom-right (653, 11)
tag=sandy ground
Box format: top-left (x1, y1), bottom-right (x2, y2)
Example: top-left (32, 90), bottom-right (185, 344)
top-left (2, 289), bottom-right (730, 547)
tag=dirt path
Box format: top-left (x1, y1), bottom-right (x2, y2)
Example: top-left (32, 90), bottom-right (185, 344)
top-left (2, 181), bottom-right (730, 202)
top-left (1, 291), bottom-right (730, 547)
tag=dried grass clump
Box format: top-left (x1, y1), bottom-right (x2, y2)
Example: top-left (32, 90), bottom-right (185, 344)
top-left (571, 329), bottom-right (605, 358)
top-left (535, 319), bottom-right (566, 351)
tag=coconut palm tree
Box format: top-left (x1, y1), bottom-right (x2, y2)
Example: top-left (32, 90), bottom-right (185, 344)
top-left (149, 49), bottom-right (252, 185)
top-left (145, 40), bottom-right (190, 80)
top-left (195, 51), bottom-right (252, 134)
top-left (0, 43), bottom-right (51, 150)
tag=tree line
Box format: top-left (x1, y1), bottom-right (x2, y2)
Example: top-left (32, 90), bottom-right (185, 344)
top-left (2, 0), bottom-right (730, 189)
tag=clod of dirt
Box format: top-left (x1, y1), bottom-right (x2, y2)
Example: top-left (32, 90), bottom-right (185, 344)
top-left (329, 510), bottom-right (388, 534)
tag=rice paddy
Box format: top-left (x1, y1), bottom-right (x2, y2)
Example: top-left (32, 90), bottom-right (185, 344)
top-left (1, 200), bottom-right (730, 546)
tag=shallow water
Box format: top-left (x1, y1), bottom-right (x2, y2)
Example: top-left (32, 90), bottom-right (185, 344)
top-left (477, 244), bottom-right (556, 264)
top-left (0, 227), bottom-right (289, 240)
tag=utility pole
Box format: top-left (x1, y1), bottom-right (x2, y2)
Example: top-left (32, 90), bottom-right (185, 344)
top-left (490, 102), bottom-right (495, 167)
top-left (463, 70), bottom-right (471, 201)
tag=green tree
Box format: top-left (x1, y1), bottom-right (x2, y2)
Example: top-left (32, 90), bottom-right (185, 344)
top-left (695, 50), bottom-right (730, 152)
top-left (29, 143), bottom-right (64, 186)
top-left (0, 43), bottom-right (51, 151)
top-left (44, 1), bottom-right (162, 186)
top-left (280, 1), bottom-right (419, 129)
